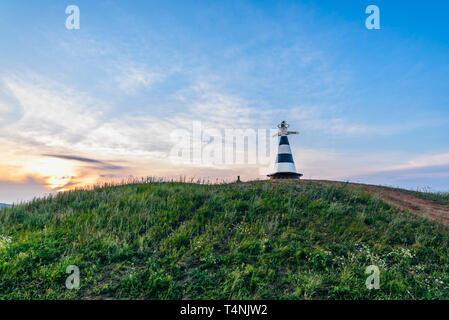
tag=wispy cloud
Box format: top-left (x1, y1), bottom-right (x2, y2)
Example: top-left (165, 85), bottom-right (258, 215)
top-left (388, 153), bottom-right (449, 171)
top-left (115, 66), bottom-right (165, 94)
top-left (333, 152), bottom-right (449, 191)
top-left (174, 82), bottom-right (273, 128)
top-left (1, 73), bottom-right (103, 147)
top-left (290, 105), bottom-right (449, 136)
top-left (42, 154), bottom-right (125, 171)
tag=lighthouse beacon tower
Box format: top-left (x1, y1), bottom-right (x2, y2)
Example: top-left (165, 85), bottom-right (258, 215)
top-left (268, 121), bottom-right (303, 179)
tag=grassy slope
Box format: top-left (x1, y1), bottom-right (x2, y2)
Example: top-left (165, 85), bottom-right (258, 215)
top-left (0, 180), bottom-right (449, 299)
top-left (401, 190), bottom-right (449, 206)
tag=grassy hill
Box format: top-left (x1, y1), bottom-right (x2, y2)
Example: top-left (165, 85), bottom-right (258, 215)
top-left (0, 180), bottom-right (449, 299)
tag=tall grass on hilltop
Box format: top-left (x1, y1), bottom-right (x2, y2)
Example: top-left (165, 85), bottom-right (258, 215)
top-left (0, 180), bottom-right (449, 299)
top-left (403, 188), bottom-right (449, 206)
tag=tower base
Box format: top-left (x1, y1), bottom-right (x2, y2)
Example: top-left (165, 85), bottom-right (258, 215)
top-left (267, 172), bottom-right (303, 180)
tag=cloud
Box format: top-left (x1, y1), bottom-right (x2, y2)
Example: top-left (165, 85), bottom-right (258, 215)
top-left (388, 153), bottom-right (449, 171)
top-left (42, 154), bottom-right (126, 171)
top-left (1, 74), bottom-right (103, 147)
top-left (0, 73), bottom-right (170, 158)
top-left (174, 82), bottom-right (273, 128)
top-left (335, 152), bottom-right (449, 191)
top-left (42, 154), bottom-right (106, 164)
top-left (0, 84), bottom-right (22, 125)
top-left (115, 67), bottom-right (164, 94)
top-left (290, 105), bottom-right (449, 137)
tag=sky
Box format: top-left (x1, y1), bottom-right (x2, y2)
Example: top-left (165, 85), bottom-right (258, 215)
top-left (0, 0), bottom-right (448, 203)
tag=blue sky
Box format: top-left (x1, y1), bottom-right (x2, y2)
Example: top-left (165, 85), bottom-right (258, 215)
top-left (0, 0), bottom-right (448, 203)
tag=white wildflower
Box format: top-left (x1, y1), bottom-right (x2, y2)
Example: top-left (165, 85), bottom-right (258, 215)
top-left (0, 235), bottom-right (12, 250)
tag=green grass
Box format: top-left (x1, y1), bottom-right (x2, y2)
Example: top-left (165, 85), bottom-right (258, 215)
top-left (1, 180), bottom-right (449, 299)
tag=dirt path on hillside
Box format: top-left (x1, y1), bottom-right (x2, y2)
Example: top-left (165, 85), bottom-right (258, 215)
top-left (310, 180), bottom-right (449, 226)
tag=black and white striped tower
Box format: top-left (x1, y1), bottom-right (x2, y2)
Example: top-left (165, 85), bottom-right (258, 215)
top-left (268, 121), bottom-right (303, 179)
